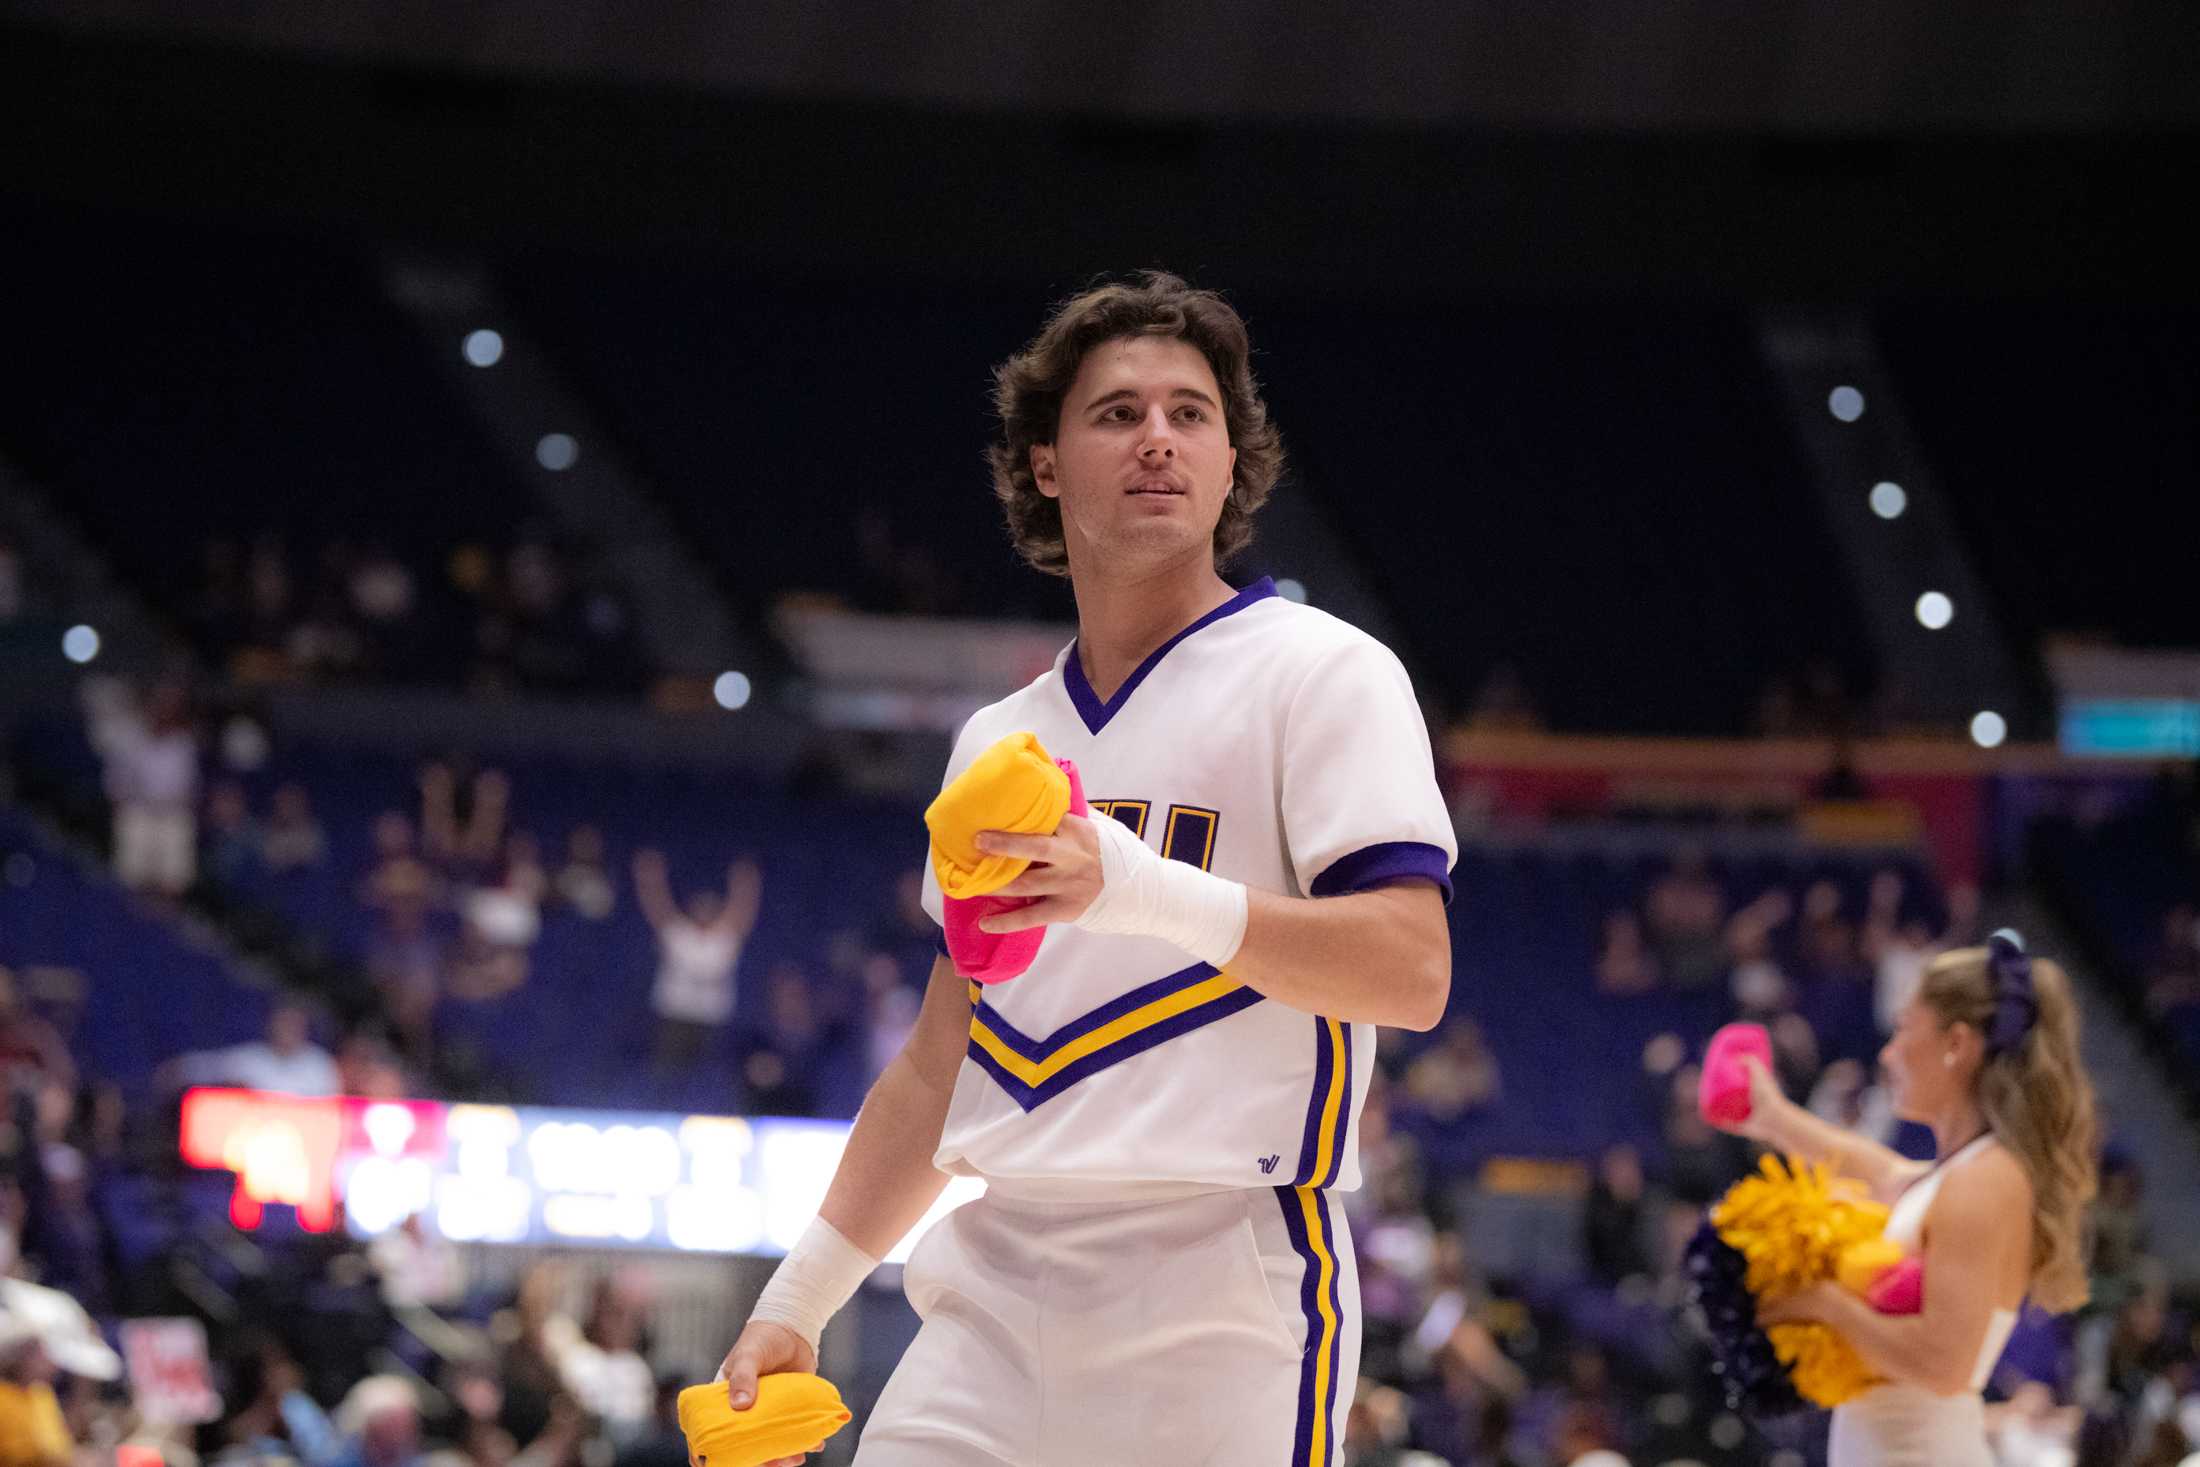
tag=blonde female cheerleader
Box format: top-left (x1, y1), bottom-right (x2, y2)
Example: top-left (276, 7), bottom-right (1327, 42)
top-left (1714, 931), bottom-right (2098, 1467)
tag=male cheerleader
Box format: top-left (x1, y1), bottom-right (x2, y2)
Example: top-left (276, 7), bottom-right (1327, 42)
top-left (718, 272), bottom-right (1456, 1467)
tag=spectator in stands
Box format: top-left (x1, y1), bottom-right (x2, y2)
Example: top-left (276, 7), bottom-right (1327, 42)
top-left (450, 833), bottom-right (547, 1002)
top-left (1657, 1064), bottom-right (1746, 1208)
top-left (84, 678), bottom-right (200, 898)
top-left (1797, 877), bottom-right (1866, 982)
top-left (1593, 911), bottom-right (1659, 996)
top-left (1464, 663), bottom-right (1544, 734)
top-left (2143, 902), bottom-right (2200, 1017)
top-left (634, 851), bottom-right (759, 1072)
top-left (204, 1334), bottom-right (342, 1467)
top-left (362, 813), bottom-right (446, 1022)
top-left (1807, 1057), bottom-right (1895, 1145)
top-left (861, 954), bottom-right (919, 1087)
top-left (1989, 1380), bottom-right (2083, 1467)
top-left (418, 762), bottom-right (510, 887)
top-left (736, 965), bottom-right (833, 1116)
top-left (1726, 887), bottom-right (1795, 1017)
top-left (1642, 845), bottom-right (1727, 988)
top-left (870, 871), bottom-right (943, 989)
top-left (0, 1305), bottom-right (75, 1467)
top-left (241, 537), bottom-right (295, 669)
top-left (347, 543), bottom-right (417, 649)
top-left (262, 783), bottom-right (328, 873)
top-left (0, 972), bottom-right (73, 1096)
top-left (2088, 1158), bottom-right (2151, 1314)
top-left (1401, 1018), bottom-right (1501, 1124)
top-left (551, 1274), bottom-right (655, 1446)
top-left (202, 779), bottom-right (265, 885)
top-left (330, 1376), bottom-right (422, 1467)
top-left (335, 1031), bottom-right (409, 1099)
top-left (1865, 869), bottom-right (1981, 1034)
top-left (1766, 1010), bottom-right (1820, 1094)
top-left (1582, 1144), bottom-right (1650, 1288)
top-left (550, 827), bottom-right (615, 922)
top-left (175, 999), bottom-right (341, 1097)
top-left (367, 1214), bottom-right (460, 1312)
top-left (16, 1136), bottom-right (108, 1318)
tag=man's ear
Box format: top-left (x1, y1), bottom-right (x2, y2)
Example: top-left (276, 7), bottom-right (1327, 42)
top-left (1031, 444), bottom-right (1060, 501)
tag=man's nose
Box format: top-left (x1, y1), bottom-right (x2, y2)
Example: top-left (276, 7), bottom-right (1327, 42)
top-left (1138, 408), bottom-right (1176, 458)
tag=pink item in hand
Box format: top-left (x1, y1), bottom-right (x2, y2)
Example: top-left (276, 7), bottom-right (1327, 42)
top-left (943, 760), bottom-right (1088, 985)
top-left (1699, 1022), bottom-right (1773, 1128)
top-left (1866, 1256), bottom-right (1924, 1315)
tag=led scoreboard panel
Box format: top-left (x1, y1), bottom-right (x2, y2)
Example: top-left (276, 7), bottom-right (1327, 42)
top-left (179, 1089), bottom-right (977, 1261)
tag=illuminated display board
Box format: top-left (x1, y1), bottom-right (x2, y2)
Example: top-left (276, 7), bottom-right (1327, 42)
top-left (2059, 698), bottom-right (2200, 758)
top-left (179, 1089), bottom-right (976, 1260)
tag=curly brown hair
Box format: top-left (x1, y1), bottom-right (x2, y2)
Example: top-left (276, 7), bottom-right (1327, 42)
top-left (987, 271), bottom-right (1283, 578)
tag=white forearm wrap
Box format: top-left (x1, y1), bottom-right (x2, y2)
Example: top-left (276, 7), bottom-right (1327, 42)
top-left (1074, 811), bottom-right (1249, 969)
top-left (747, 1217), bottom-right (879, 1352)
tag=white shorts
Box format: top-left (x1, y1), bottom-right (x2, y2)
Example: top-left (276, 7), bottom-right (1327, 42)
top-left (856, 1184), bottom-right (1359, 1467)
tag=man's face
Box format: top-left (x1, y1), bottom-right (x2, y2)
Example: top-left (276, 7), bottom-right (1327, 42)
top-left (1033, 335), bottom-right (1237, 576)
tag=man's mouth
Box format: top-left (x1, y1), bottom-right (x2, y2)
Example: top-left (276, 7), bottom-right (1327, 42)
top-left (1126, 478), bottom-right (1185, 496)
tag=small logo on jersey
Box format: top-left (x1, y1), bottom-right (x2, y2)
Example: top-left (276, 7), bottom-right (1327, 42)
top-left (1256, 1154), bottom-right (1281, 1175)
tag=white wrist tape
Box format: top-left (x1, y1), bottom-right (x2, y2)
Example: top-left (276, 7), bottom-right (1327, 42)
top-left (747, 1217), bottom-right (879, 1352)
top-left (1074, 812), bottom-right (1249, 969)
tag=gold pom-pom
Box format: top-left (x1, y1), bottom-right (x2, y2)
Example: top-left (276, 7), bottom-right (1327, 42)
top-left (1771, 1323), bottom-right (1879, 1407)
top-left (1710, 1155), bottom-right (1894, 1407)
top-left (1712, 1155), bottom-right (1890, 1301)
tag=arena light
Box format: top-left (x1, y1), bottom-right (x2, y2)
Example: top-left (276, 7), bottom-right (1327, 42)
top-left (713, 671), bottom-right (753, 710)
top-left (1868, 482), bottom-right (1907, 519)
top-left (61, 625), bottom-right (101, 664)
top-left (1828, 386), bottom-right (1866, 422)
top-left (462, 329), bottom-right (505, 368)
top-left (1914, 591), bottom-right (1954, 630)
top-left (1275, 578), bottom-right (1308, 603)
top-left (1970, 710), bottom-right (2008, 749)
top-left (535, 433), bottom-right (579, 471)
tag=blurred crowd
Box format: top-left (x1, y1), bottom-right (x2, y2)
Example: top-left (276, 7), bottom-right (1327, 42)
top-left (4, 690), bottom-right (2193, 1465)
top-left (184, 534), bottom-right (639, 696)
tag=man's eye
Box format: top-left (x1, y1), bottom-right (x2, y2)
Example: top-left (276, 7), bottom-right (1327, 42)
top-left (1176, 407), bottom-right (1206, 422)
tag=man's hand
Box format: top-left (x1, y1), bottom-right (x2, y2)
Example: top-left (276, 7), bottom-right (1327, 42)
top-left (974, 816), bottom-right (1105, 931)
top-left (714, 1321), bottom-right (821, 1467)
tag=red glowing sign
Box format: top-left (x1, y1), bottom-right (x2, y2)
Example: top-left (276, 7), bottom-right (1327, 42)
top-left (177, 1089), bottom-right (448, 1232)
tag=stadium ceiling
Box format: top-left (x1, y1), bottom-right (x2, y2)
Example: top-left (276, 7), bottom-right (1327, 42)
top-left (8, 0), bottom-right (2198, 132)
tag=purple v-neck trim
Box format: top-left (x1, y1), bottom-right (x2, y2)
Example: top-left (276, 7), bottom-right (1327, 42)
top-left (1062, 577), bottom-right (1278, 734)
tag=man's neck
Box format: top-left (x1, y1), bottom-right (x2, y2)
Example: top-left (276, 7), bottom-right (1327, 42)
top-left (1070, 554), bottom-right (1237, 704)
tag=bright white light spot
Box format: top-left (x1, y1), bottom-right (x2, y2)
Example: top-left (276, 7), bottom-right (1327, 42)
top-left (61, 625), bottom-right (100, 664)
top-left (1915, 591), bottom-right (1954, 630)
top-left (535, 433), bottom-right (579, 471)
top-left (1970, 710), bottom-right (2008, 748)
top-left (713, 671), bottom-right (752, 711)
top-left (1275, 578), bottom-right (1307, 603)
top-left (1869, 481), bottom-right (1907, 519)
top-left (462, 329), bottom-right (504, 368)
top-left (1829, 385), bottom-right (1866, 422)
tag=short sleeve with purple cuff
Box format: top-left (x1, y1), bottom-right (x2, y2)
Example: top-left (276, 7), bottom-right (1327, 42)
top-left (1309, 841), bottom-right (1454, 903)
top-left (1281, 635), bottom-right (1458, 903)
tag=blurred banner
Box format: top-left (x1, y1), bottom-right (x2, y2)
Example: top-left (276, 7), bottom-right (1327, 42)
top-left (179, 1088), bottom-right (979, 1261)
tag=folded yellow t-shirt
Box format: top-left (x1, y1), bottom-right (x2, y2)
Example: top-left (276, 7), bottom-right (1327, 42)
top-left (924, 731), bottom-right (1071, 900)
top-left (677, 1376), bottom-right (851, 1467)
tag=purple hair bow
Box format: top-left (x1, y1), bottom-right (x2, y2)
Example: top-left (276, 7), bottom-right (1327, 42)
top-left (1985, 928), bottom-right (2038, 1058)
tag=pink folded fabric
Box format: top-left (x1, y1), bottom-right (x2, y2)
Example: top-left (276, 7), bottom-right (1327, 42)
top-left (1865, 1256), bottom-right (1925, 1315)
top-left (943, 759), bottom-right (1087, 984)
top-left (1699, 1021), bottom-right (1772, 1129)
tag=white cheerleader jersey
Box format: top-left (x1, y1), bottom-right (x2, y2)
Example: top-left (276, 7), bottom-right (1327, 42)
top-left (920, 578), bottom-right (1457, 1195)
